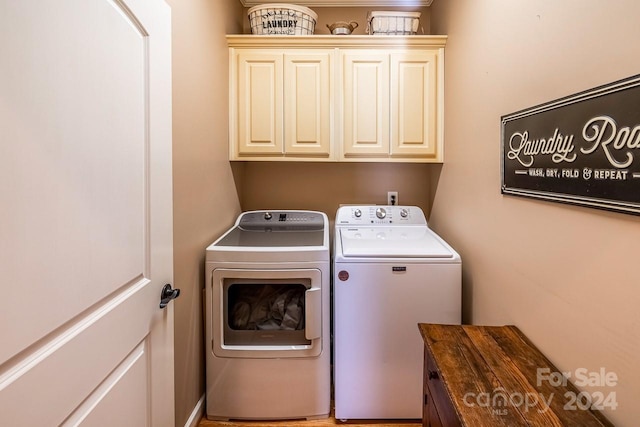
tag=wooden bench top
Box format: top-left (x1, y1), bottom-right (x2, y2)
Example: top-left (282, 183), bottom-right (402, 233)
top-left (418, 324), bottom-right (614, 427)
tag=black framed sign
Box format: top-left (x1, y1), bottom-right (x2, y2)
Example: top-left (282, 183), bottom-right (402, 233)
top-left (501, 74), bottom-right (640, 215)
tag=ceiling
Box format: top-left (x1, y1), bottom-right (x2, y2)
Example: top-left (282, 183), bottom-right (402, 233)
top-left (239, 0), bottom-right (433, 7)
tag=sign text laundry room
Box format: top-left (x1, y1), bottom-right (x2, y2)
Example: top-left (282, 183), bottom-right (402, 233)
top-left (501, 74), bottom-right (640, 215)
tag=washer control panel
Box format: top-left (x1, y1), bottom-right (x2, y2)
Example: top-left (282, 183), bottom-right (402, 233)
top-left (336, 206), bottom-right (427, 226)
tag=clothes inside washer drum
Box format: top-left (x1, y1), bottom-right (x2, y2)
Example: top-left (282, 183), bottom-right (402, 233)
top-left (230, 285), bottom-right (305, 331)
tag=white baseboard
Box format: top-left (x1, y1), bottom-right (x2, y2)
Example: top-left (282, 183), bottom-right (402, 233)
top-left (184, 394), bottom-right (205, 427)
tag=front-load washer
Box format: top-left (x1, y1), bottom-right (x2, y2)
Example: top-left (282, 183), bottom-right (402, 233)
top-left (333, 205), bottom-right (461, 420)
top-left (205, 210), bottom-right (330, 421)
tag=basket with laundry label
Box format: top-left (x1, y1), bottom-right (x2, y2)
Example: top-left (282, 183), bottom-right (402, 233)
top-left (248, 3), bottom-right (318, 35)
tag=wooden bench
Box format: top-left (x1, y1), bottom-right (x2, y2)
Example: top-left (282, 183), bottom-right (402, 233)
top-left (418, 324), bottom-right (614, 427)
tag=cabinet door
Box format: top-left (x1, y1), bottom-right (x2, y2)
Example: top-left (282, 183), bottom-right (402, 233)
top-left (236, 52), bottom-right (284, 155)
top-left (284, 52), bottom-right (332, 157)
top-left (342, 51), bottom-right (390, 157)
top-left (426, 348), bottom-right (462, 427)
top-left (390, 51), bottom-right (440, 159)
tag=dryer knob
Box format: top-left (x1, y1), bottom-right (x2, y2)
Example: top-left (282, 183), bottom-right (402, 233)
top-left (354, 209), bottom-right (362, 218)
top-left (400, 208), bottom-right (409, 218)
top-left (376, 207), bottom-right (387, 219)
top-left (264, 212), bottom-right (272, 220)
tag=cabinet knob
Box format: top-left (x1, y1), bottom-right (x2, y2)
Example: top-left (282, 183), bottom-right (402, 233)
top-left (428, 370), bottom-right (439, 380)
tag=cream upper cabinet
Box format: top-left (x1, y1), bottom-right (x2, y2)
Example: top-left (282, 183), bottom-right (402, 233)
top-left (284, 53), bottom-right (332, 156)
top-left (228, 35), bottom-right (446, 162)
top-left (391, 51), bottom-right (439, 158)
top-left (236, 51), bottom-right (284, 156)
top-left (342, 51), bottom-right (390, 157)
top-left (230, 47), bottom-right (333, 160)
top-left (341, 49), bottom-right (442, 161)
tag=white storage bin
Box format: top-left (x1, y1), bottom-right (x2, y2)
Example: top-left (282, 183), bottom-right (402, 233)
top-left (367, 11), bottom-right (421, 35)
top-left (248, 3), bottom-right (317, 35)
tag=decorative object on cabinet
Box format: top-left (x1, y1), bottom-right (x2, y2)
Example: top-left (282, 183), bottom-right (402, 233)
top-left (240, 0), bottom-right (434, 7)
top-left (227, 35), bottom-right (446, 162)
top-left (327, 21), bottom-right (358, 35)
top-left (367, 11), bottom-right (422, 35)
top-left (248, 3), bottom-right (317, 35)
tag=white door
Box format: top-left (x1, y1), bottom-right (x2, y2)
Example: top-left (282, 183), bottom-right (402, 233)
top-left (0, 0), bottom-right (174, 425)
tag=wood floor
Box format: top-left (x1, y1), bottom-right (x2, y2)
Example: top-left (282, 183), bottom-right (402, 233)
top-left (198, 408), bottom-right (421, 427)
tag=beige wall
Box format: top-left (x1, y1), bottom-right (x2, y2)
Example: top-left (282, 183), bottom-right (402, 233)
top-left (239, 162), bottom-right (433, 221)
top-left (429, 1), bottom-right (640, 425)
top-left (168, 0), bottom-right (243, 425)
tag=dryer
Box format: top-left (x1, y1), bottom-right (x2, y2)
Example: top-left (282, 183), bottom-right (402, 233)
top-left (205, 210), bottom-right (330, 421)
top-left (333, 205), bottom-right (461, 420)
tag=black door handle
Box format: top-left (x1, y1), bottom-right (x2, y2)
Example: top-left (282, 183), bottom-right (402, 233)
top-left (159, 283), bottom-right (180, 309)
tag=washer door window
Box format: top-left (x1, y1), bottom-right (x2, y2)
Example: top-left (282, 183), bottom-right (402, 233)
top-left (212, 268), bottom-right (322, 358)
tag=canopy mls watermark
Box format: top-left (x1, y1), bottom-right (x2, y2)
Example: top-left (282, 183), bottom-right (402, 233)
top-left (462, 367), bottom-right (619, 416)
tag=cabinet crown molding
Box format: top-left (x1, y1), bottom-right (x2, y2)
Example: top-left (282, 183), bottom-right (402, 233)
top-left (239, 0), bottom-right (433, 7)
top-left (227, 34), bottom-right (447, 48)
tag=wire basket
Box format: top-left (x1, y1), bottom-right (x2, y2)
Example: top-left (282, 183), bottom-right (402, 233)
top-left (367, 11), bottom-right (421, 35)
top-left (248, 3), bottom-right (318, 35)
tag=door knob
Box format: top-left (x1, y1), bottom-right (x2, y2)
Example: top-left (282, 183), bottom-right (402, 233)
top-left (159, 283), bottom-right (180, 309)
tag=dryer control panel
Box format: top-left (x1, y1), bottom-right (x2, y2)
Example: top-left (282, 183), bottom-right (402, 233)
top-left (335, 206), bottom-right (427, 226)
top-left (238, 210), bottom-right (326, 231)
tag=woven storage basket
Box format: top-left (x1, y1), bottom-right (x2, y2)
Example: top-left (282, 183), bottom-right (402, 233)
top-left (248, 3), bottom-right (318, 35)
top-left (367, 11), bottom-right (421, 35)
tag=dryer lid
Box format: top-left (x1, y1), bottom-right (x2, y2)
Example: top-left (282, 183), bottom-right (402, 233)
top-left (339, 227), bottom-right (454, 258)
top-left (214, 210), bottom-right (327, 248)
top-left (215, 227), bottom-right (324, 247)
